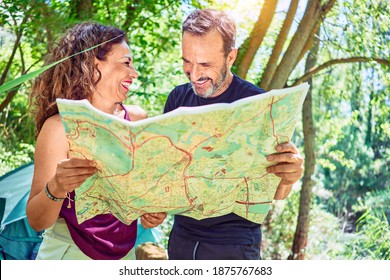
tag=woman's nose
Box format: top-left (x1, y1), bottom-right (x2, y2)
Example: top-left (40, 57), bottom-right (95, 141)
top-left (130, 67), bottom-right (139, 79)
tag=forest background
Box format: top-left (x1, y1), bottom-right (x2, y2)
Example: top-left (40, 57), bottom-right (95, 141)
top-left (0, 0), bottom-right (389, 260)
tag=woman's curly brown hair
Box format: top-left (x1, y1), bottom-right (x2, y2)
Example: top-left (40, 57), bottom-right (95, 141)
top-left (30, 22), bottom-right (127, 136)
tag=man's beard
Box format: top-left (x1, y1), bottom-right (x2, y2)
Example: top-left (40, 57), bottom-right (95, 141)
top-left (191, 64), bottom-right (228, 99)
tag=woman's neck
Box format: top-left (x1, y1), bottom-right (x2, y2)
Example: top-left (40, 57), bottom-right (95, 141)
top-left (91, 97), bottom-right (119, 115)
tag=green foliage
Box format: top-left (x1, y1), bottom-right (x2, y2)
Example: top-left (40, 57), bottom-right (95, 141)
top-left (263, 187), bottom-right (390, 260)
top-left (158, 214), bottom-right (174, 249)
top-left (313, 62), bottom-right (389, 218)
top-left (0, 85), bottom-right (35, 176)
top-left (309, 0), bottom-right (390, 219)
top-left (343, 208), bottom-right (390, 260)
top-left (262, 191), bottom-right (299, 260)
top-left (0, 142), bottom-right (34, 176)
top-left (125, 0), bottom-right (186, 116)
top-left (262, 189), bottom-right (346, 260)
top-left (338, 0), bottom-right (390, 57)
top-left (353, 188), bottom-right (390, 229)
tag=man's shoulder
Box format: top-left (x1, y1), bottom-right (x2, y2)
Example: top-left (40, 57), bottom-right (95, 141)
top-left (233, 75), bottom-right (265, 94)
top-left (164, 82), bottom-right (194, 112)
top-left (171, 82), bottom-right (192, 95)
top-left (228, 75), bottom-right (265, 102)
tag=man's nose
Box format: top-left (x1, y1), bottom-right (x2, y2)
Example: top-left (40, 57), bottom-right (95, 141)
top-left (188, 65), bottom-right (202, 81)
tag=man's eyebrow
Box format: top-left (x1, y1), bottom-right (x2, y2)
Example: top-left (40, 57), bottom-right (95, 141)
top-left (122, 55), bottom-right (132, 61)
top-left (182, 57), bottom-right (210, 65)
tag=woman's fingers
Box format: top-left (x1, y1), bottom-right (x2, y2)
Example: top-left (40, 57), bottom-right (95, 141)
top-left (53, 158), bottom-right (98, 194)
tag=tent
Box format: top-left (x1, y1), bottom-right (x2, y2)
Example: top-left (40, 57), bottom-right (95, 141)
top-left (0, 162), bottom-right (163, 259)
top-left (0, 162), bottom-right (43, 259)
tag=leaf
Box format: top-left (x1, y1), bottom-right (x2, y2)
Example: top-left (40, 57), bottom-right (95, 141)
top-left (0, 62), bottom-right (57, 94)
top-left (0, 35), bottom-right (123, 95)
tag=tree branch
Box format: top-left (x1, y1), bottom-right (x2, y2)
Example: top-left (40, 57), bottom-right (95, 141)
top-left (268, 0), bottom-right (322, 89)
top-left (268, 0), bottom-right (337, 89)
top-left (0, 10), bottom-right (31, 85)
top-left (234, 0), bottom-right (279, 79)
top-left (291, 57), bottom-right (390, 86)
top-left (260, 0), bottom-right (298, 91)
top-left (0, 86), bottom-right (20, 112)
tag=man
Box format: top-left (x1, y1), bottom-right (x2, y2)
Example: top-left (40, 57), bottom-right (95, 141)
top-left (164, 9), bottom-right (303, 260)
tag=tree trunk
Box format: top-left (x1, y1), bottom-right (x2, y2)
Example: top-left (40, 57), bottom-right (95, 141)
top-left (0, 87), bottom-right (20, 112)
top-left (365, 86), bottom-right (373, 148)
top-left (233, 0), bottom-right (278, 79)
top-left (0, 9), bottom-right (31, 113)
top-left (70, 0), bottom-right (93, 20)
top-left (123, 0), bottom-right (140, 31)
top-left (296, 22), bottom-right (320, 65)
top-left (38, 1), bottom-right (55, 44)
top-left (0, 15), bottom-right (29, 86)
top-left (260, 0), bottom-right (298, 91)
top-left (287, 30), bottom-right (319, 260)
top-left (268, 0), bottom-right (322, 89)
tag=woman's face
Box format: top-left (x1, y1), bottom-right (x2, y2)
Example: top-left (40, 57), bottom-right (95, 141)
top-left (93, 41), bottom-right (138, 112)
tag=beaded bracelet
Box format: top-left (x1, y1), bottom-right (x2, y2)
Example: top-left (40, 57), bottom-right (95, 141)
top-left (44, 182), bottom-right (66, 202)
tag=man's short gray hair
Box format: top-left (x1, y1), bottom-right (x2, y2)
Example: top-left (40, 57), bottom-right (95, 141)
top-left (182, 9), bottom-right (236, 56)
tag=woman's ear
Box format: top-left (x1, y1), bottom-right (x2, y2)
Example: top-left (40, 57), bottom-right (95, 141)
top-left (93, 58), bottom-right (100, 78)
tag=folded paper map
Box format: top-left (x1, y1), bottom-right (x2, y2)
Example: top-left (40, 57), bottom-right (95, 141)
top-left (57, 83), bottom-right (309, 225)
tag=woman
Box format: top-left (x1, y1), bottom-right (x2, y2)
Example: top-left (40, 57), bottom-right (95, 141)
top-left (27, 22), bottom-right (166, 260)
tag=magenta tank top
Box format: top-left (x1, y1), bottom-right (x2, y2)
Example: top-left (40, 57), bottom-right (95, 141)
top-left (59, 104), bottom-right (137, 260)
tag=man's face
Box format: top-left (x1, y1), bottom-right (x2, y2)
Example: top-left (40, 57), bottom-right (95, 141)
top-left (182, 29), bottom-right (236, 98)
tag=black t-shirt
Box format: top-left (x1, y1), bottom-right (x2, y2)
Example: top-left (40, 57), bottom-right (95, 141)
top-left (164, 75), bottom-right (266, 245)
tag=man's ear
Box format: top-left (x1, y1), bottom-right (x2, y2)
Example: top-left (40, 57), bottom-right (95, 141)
top-left (227, 48), bottom-right (237, 67)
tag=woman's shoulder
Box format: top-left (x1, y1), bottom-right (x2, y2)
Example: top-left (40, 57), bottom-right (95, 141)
top-left (37, 114), bottom-right (66, 142)
top-left (41, 114), bottom-right (64, 130)
top-left (124, 105), bottom-right (148, 121)
top-left (35, 114), bottom-right (68, 157)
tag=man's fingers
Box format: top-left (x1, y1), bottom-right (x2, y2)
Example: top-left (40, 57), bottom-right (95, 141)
top-left (275, 142), bottom-right (298, 153)
top-left (272, 171), bottom-right (302, 181)
top-left (265, 142), bottom-right (304, 187)
top-left (267, 152), bottom-right (303, 163)
top-left (267, 162), bottom-right (303, 174)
